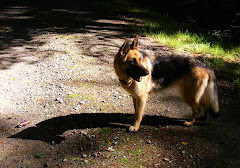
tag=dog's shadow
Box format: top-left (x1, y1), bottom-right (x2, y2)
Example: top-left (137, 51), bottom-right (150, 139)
top-left (10, 113), bottom-right (185, 144)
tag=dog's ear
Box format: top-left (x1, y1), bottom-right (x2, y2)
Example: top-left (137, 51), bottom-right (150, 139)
top-left (117, 39), bottom-right (130, 60)
top-left (130, 35), bottom-right (139, 50)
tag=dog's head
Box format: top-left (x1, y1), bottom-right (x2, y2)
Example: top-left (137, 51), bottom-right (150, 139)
top-left (114, 35), bottom-right (149, 82)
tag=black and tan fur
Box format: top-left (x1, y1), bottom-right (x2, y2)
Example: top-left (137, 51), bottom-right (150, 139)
top-left (114, 35), bottom-right (219, 132)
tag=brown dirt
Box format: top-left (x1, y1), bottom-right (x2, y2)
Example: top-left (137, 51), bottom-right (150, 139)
top-left (0, 1), bottom-right (240, 168)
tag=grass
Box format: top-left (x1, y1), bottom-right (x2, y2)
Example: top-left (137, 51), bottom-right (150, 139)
top-left (133, 15), bottom-right (239, 60)
top-left (149, 30), bottom-right (238, 61)
top-left (89, 0), bottom-right (239, 85)
top-left (125, 3), bottom-right (240, 86)
top-left (127, 5), bottom-right (239, 59)
top-left (75, 0), bottom-right (240, 89)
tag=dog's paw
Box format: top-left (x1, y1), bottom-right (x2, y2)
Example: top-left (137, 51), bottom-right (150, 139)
top-left (129, 126), bottom-right (139, 132)
top-left (184, 121), bottom-right (193, 127)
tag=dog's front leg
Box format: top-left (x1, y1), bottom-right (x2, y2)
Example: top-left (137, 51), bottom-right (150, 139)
top-left (127, 97), bottom-right (136, 121)
top-left (129, 94), bottom-right (148, 132)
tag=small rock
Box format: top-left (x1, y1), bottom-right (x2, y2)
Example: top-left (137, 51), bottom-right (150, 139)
top-left (80, 130), bottom-right (88, 136)
top-left (113, 136), bottom-right (119, 140)
top-left (83, 160), bottom-right (89, 164)
top-left (163, 157), bottom-right (172, 163)
top-left (74, 105), bottom-right (81, 110)
top-left (117, 132), bottom-right (122, 135)
top-left (181, 150), bottom-right (186, 156)
top-left (79, 101), bottom-right (85, 105)
top-left (82, 154), bottom-right (87, 158)
top-left (107, 146), bottom-right (115, 152)
top-left (55, 98), bottom-right (63, 104)
top-left (146, 140), bottom-right (152, 144)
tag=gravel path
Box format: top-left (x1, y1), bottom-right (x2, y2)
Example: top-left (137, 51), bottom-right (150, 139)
top-left (1, 2), bottom-right (240, 168)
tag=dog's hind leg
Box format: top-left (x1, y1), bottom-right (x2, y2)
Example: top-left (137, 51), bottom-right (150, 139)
top-left (180, 67), bottom-right (209, 126)
top-left (184, 102), bottom-right (201, 126)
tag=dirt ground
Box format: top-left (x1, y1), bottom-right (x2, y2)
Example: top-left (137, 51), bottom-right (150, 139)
top-left (0, 1), bottom-right (240, 168)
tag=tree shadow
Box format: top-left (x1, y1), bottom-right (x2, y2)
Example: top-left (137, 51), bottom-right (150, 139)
top-left (9, 113), bottom-right (188, 144)
top-left (0, 0), bottom-right (135, 70)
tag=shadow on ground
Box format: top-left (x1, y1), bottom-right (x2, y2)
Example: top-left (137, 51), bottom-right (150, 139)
top-left (10, 113), bottom-right (188, 144)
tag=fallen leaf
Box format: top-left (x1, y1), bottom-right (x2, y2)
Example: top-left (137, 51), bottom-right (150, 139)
top-left (72, 157), bottom-right (79, 161)
top-left (107, 140), bottom-right (112, 145)
top-left (0, 141), bottom-right (4, 145)
top-left (35, 153), bottom-right (44, 158)
top-left (163, 157), bottom-right (171, 162)
top-left (182, 141), bottom-right (189, 145)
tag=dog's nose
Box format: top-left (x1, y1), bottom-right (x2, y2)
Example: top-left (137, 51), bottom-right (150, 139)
top-left (141, 68), bottom-right (149, 76)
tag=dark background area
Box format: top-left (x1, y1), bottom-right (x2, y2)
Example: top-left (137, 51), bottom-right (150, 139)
top-left (1, 0), bottom-right (239, 27)
top-left (1, 0), bottom-right (239, 40)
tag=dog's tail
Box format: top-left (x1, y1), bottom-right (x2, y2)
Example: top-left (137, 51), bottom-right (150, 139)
top-left (203, 69), bottom-right (219, 119)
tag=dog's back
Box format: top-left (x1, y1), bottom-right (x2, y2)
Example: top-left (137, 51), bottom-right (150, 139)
top-left (150, 55), bottom-right (219, 125)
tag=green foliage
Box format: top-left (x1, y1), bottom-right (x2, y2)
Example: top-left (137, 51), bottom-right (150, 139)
top-left (89, 0), bottom-right (240, 87)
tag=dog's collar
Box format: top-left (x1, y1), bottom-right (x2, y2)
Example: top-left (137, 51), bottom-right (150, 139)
top-left (119, 78), bottom-right (132, 85)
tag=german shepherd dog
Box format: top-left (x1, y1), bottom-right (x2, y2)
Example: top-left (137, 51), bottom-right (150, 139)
top-left (114, 35), bottom-right (219, 132)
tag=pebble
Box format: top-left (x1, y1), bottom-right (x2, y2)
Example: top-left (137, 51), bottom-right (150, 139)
top-left (79, 101), bottom-right (85, 105)
top-left (163, 157), bottom-right (172, 163)
top-left (113, 136), bottom-right (119, 140)
top-left (74, 105), bottom-right (81, 110)
top-left (181, 150), bottom-right (186, 156)
top-left (107, 146), bottom-right (115, 152)
top-left (146, 140), bottom-right (152, 144)
top-left (80, 130), bottom-right (88, 136)
top-left (82, 154), bottom-right (87, 158)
